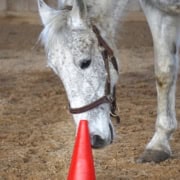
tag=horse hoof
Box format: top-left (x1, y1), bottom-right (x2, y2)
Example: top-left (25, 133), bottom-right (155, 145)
top-left (137, 149), bottom-right (170, 163)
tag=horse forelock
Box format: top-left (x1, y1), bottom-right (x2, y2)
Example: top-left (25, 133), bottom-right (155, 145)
top-left (39, 11), bottom-right (69, 50)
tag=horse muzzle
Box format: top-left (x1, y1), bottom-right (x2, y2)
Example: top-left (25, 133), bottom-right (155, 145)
top-left (91, 123), bottom-right (114, 149)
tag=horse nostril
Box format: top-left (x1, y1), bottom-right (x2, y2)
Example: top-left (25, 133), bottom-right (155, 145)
top-left (109, 123), bottom-right (114, 143)
top-left (91, 135), bottom-right (105, 149)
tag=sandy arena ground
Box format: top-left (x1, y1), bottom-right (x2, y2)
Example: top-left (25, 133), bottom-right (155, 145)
top-left (0, 12), bottom-right (180, 179)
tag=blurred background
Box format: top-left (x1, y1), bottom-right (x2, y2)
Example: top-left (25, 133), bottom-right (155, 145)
top-left (0, 0), bottom-right (141, 13)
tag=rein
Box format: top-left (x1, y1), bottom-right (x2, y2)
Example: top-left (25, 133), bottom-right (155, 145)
top-left (69, 25), bottom-right (120, 123)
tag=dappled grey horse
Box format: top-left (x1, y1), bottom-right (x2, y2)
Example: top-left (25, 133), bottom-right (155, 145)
top-left (38, 0), bottom-right (180, 163)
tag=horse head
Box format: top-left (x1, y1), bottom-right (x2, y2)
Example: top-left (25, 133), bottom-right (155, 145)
top-left (38, 0), bottom-right (119, 148)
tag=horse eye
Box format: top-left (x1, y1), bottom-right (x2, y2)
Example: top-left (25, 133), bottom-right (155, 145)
top-left (80, 59), bottom-right (91, 69)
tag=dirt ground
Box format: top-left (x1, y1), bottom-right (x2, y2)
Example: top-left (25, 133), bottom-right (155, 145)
top-left (0, 12), bottom-right (180, 180)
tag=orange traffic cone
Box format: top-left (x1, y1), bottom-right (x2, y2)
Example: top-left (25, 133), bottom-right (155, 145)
top-left (67, 120), bottom-right (96, 180)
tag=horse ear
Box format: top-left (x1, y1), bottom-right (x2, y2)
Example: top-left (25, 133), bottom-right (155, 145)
top-left (69, 0), bottom-right (87, 29)
top-left (38, 0), bottom-right (60, 26)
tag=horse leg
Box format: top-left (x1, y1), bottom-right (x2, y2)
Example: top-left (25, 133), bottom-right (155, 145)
top-left (138, 0), bottom-right (180, 163)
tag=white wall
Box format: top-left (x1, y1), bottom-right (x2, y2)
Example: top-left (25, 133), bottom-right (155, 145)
top-left (0, 0), bottom-right (7, 11)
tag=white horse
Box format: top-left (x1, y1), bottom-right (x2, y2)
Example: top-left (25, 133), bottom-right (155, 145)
top-left (38, 0), bottom-right (180, 163)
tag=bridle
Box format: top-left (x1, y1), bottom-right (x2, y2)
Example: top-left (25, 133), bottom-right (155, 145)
top-left (68, 24), bottom-right (120, 123)
top-left (69, 25), bottom-right (120, 123)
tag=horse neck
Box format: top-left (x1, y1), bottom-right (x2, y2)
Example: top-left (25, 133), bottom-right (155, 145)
top-left (89, 0), bottom-right (129, 51)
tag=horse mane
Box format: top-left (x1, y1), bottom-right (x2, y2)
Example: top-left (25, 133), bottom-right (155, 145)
top-left (39, 10), bottom-right (69, 50)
